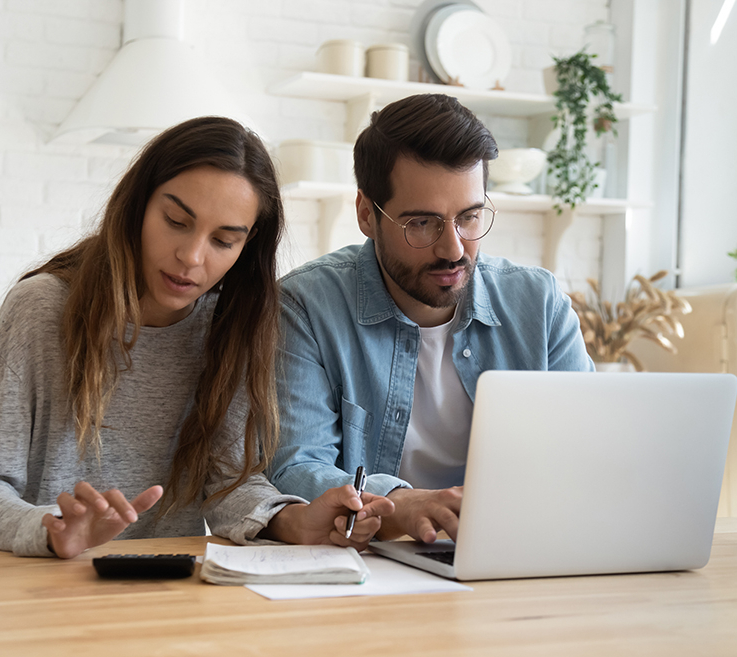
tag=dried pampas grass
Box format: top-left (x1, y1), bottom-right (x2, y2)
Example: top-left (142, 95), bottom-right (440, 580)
top-left (568, 271), bottom-right (692, 371)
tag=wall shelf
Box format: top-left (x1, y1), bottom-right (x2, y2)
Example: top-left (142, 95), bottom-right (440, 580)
top-left (270, 72), bottom-right (656, 121)
top-left (281, 181), bottom-right (647, 214)
top-left (281, 181), bottom-right (650, 273)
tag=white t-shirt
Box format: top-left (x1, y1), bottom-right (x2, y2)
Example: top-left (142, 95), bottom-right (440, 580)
top-left (398, 311), bottom-right (473, 490)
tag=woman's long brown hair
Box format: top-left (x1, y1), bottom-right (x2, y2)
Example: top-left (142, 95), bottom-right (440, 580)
top-left (23, 116), bottom-right (285, 512)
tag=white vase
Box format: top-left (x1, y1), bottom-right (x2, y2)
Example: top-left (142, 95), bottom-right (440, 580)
top-left (594, 361), bottom-right (636, 373)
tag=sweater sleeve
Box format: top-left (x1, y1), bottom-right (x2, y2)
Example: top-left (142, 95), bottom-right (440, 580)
top-left (0, 279), bottom-right (61, 557)
top-left (202, 386), bottom-right (306, 544)
top-left (203, 471), bottom-right (305, 544)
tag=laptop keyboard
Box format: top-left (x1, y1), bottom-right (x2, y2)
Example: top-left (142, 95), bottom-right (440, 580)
top-left (418, 549), bottom-right (455, 566)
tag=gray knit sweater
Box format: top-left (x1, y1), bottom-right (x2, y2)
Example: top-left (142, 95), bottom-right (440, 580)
top-left (0, 274), bottom-right (303, 557)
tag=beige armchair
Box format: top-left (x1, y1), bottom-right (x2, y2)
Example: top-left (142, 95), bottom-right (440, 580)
top-left (628, 284), bottom-right (737, 516)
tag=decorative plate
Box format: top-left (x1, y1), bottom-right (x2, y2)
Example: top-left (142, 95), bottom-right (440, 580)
top-left (424, 4), bottom-right (477, 83)
top-left (434, 8), bottom-right (512, 89)
top-left (409, 0), bottom-right (482, 84)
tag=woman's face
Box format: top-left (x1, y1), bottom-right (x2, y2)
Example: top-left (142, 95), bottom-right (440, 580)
top-left (139, 165), bottom-right (259, 327)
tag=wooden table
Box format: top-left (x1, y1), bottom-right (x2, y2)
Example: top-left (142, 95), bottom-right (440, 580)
top-left (2, 520), bottom-right (737, 657)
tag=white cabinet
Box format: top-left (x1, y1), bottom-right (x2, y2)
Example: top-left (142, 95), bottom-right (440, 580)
top-left (270, 72), bottom-right (655, 285)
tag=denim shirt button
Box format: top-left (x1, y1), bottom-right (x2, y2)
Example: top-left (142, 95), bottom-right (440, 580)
top-left (463, 348), bottom-right (472, 358)
top-left (395, 410), bottom-right (401, 421)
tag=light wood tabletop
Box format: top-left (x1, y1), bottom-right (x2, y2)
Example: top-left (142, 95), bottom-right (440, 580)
top-left (2, 519), bottom-right (737, 657)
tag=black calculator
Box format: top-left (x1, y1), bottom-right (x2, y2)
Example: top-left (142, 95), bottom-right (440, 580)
top-left (92, 553), bottom-right (196, 579)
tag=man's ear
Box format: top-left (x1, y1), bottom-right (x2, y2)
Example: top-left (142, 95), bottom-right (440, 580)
top-left (356, 190), bottom-right (375, 240)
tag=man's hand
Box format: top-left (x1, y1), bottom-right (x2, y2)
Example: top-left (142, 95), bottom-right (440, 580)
top-left (376, 486), bottom-right (463, 543)
top-left (42, 482), bottom-right (164, 559)
top-left (264, 485), bottom-right (395, 551)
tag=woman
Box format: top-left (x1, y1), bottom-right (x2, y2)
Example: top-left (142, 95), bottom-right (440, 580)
top-left (0, 116), bottom-right (392, 558)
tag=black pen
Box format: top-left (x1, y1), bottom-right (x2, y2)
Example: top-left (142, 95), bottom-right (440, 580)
top-left (344, 466), bottom-right (367, 539)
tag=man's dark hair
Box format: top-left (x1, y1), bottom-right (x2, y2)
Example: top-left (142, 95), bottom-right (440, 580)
top-left (353, 93), bottom-right (498, 208)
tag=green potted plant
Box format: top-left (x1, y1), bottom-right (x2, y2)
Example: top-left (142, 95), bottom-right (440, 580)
top-left (547, 49), bottom-right (623, 213)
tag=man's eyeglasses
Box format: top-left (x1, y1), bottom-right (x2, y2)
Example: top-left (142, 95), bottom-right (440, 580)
top-left (373, 197), bottom-right (497, 249)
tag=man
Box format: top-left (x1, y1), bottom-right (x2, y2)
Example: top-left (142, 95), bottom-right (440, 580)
top-left (270, 94), bottom-right (593, 544)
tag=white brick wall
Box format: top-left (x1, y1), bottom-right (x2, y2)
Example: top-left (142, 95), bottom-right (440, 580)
top-left (0, 0), bottom-right (609, 300)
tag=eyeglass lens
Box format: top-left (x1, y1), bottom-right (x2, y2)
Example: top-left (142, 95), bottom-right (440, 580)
top-left (404, 207), bottom-right (495, 248)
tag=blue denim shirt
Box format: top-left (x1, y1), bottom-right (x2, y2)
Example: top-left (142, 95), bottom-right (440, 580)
top-left (270, 240), bottom-right (594, 500)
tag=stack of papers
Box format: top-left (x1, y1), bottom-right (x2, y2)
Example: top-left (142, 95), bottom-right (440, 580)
top-left (200, 543), bottom-right (370, 585)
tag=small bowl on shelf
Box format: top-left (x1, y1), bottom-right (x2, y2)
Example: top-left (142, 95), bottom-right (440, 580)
top-left (487, 148), bottom-right (547, 195)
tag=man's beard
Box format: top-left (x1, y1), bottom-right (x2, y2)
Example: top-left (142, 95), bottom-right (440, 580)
top-left (375, 232), bottom-right (476, 309)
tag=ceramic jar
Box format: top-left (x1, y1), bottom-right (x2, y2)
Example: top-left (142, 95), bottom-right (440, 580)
top-left (316, 39), bottom-right (365, 77)
top-left (366, 43), bottom-right (410, 81)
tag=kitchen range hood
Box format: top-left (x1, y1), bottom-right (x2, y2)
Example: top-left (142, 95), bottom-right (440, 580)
top-left (53, 0), bottom-right (258, 145)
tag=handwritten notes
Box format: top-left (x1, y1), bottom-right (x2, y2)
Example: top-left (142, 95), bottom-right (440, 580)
top-left (200, 543), bottom-right (370, 585)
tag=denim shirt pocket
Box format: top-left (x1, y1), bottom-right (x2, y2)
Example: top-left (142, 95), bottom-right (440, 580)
top-left (340, 396), bottom-right (372, 469)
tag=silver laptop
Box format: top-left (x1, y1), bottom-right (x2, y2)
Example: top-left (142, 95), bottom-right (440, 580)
top-left (369, 371), bottom-right (737, 581)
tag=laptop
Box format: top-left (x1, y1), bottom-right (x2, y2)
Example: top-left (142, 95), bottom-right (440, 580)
top-left (369, 370), bottom-right (737, 581)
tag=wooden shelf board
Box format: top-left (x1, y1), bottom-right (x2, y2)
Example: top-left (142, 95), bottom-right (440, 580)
top-left (281, 181), bottom-right (649, 214)
top-left (269, 72), bottom-right (656, 120)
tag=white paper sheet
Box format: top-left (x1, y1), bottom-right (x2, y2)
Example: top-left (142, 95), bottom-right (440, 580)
top-left (244, 554), bottom-right (472, 600)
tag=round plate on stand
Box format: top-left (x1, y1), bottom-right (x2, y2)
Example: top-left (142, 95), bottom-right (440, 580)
top-left (409, 0), bottom-right (482, 84)
top-left (434, 8), bottom-right (511, 89)
top-left (424, 4), bottom-right (479, 83)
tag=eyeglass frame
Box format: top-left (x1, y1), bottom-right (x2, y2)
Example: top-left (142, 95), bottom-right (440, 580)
top-left (372, 196), bottom-right (497, 249)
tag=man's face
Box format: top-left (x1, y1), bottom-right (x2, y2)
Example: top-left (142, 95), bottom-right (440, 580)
top-left (357, 155), bottom-right (485, 327)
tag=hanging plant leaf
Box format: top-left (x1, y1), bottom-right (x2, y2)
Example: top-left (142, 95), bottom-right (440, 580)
top-left (548, 49), bottom-right (623, 213)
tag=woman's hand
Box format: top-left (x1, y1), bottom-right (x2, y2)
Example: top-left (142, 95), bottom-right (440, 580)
top-left (42, 481), bottom-right (164, 559)
top-left (264, 485), bottom-right (395, 551)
